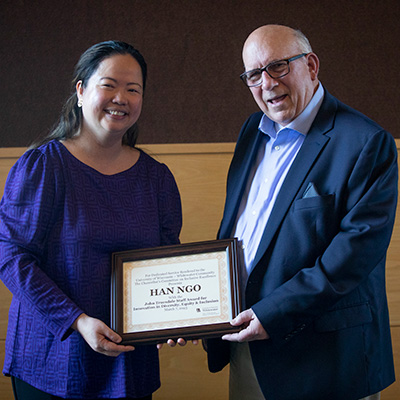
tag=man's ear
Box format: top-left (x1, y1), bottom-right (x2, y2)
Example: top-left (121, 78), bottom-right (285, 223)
top-left (307, 53), bottom-right (320, 81)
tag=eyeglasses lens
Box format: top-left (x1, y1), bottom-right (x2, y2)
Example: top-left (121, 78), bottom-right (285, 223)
top-left (244, 62), bottom-right (289, 87)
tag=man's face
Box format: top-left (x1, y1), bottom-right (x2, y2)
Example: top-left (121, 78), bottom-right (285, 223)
top-left (242, 32), bottom-right (319, 126)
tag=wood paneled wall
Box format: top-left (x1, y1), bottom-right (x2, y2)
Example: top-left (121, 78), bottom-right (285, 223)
top-left (0, 143), bottom-right (399, 399)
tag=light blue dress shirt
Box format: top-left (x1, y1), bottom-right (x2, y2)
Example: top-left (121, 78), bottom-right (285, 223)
top-left (234, 84), bottom-right (325, 276)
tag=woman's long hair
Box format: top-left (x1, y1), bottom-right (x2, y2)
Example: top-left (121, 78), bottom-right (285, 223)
top-left (30, 40), bottom-right (147, 149)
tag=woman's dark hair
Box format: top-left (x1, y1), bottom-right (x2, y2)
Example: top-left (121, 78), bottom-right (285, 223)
top-left (31, 40), bottom-right (147, 149)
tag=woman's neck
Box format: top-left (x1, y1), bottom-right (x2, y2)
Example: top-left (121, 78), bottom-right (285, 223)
top-left (62, 133), bottom-right (140, 175)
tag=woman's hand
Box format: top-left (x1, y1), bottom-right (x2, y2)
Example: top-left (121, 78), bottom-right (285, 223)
top-left (72, 313), bottom-right (135, 357)
top-left (156, 338), bottom-right (199, 350)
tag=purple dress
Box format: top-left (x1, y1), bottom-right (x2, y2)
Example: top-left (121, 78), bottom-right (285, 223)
top-left (0, 140), bottom-right (182, 398)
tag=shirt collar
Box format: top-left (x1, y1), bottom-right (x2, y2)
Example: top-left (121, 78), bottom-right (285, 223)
top-left (259, 83), bottom-right (325, 138)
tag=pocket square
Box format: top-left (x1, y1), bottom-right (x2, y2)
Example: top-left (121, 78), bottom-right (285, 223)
top-left (302, 182), bottom-right (320, 198)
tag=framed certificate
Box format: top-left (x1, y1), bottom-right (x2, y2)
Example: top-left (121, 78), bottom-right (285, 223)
top-left (111, 238), bottom-right (242, 344)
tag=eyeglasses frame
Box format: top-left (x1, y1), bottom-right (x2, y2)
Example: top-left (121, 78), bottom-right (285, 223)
top-left (240, 53), bottom-right (309, 87)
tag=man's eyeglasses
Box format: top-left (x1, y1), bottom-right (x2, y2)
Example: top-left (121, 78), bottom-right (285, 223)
top-left (240, 53), bottom-right (309, 87)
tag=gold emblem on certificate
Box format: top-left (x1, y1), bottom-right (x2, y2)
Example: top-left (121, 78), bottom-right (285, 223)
top-left (111, 239), bottom-right (242, 344)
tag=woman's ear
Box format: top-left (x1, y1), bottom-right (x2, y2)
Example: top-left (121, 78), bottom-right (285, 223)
top-left (76, 80), bottom-right (84, 100)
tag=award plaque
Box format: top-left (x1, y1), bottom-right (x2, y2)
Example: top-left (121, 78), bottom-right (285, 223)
top-left (111, 238), bottom-right (242, 344)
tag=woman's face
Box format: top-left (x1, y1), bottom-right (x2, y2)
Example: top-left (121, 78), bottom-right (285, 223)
top-left (77, 54), bottom-right (144, 144)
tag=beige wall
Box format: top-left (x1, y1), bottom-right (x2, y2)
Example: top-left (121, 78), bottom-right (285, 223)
top-left (0, 143), bottom-right (399, 399)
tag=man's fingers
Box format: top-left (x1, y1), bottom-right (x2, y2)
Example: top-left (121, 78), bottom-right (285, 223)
top-left (231, 309), bottom-right (254, 326)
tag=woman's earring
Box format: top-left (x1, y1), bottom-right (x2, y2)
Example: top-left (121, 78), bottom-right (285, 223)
top-left (77, 98), bottom-right (83, 108)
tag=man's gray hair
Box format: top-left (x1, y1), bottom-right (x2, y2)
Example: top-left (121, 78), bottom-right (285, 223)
top-left (293, 29), bottom-right (313, 53)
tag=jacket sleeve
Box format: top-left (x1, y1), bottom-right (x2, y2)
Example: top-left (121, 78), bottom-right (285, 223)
top-left (0, 149), bottom-right (83, 340)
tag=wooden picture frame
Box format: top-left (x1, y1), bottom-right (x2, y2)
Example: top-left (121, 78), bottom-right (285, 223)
top-left (111, 238), bottom-right (242, 344)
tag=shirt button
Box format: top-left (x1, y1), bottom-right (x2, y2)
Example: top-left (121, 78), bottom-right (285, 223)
top-left (274, 145), bottom-right (280, 151)
top-left (252, 210), bottom-right (256, 216)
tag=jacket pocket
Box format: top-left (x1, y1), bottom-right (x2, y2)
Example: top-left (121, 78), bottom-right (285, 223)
top-left (313, 302), bottom-right (372, 332)
top-left (294, 193), bottom-right (335, 210)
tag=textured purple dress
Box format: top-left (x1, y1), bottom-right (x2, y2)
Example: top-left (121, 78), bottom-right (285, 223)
top-left (0, 140), bottom-right (182, 398)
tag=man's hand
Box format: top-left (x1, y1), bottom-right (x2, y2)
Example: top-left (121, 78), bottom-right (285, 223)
top-left (221, 309), bottom-right (269, 342)
top-left (72, 313), bottom-right (135, 357)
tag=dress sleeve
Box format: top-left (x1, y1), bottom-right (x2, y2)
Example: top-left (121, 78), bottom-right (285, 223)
top-left (157, 164), bottom-right (182, 246)
top-left (0, 149), bottom-right (83, 340)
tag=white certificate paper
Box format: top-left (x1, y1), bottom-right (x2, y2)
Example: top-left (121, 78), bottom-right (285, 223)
top-left (123, 251), bottom-right (231, 333)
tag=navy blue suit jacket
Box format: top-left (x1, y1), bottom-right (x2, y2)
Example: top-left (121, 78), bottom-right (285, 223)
top-left (207, 90), bottom-right (398, 400)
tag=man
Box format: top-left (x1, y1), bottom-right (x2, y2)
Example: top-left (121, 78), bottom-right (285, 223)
top-left (206, 25), bottom-right (397, 400)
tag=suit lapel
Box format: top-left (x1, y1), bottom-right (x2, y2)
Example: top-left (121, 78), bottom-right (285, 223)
top-left (250, 91), bottom-right (337, 272)
top-left (219, 114), bottom-right (265, 238)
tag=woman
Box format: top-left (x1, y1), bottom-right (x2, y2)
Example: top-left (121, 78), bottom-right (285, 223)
top-left (0, 41), bottom-right (182, 399)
